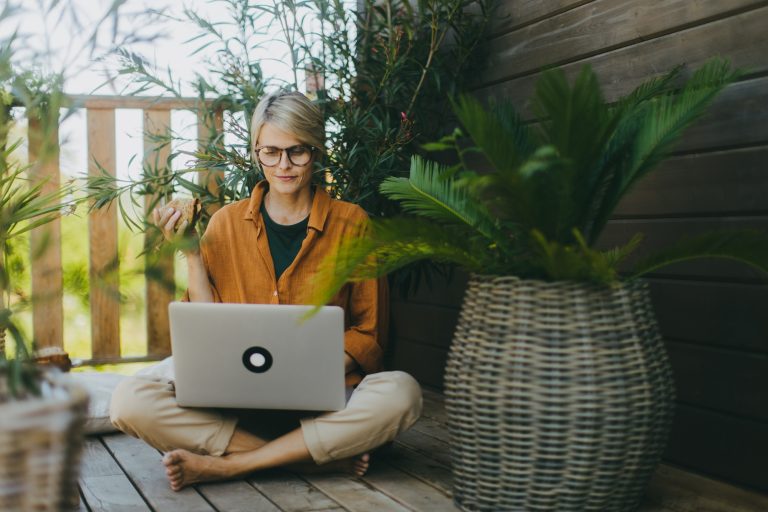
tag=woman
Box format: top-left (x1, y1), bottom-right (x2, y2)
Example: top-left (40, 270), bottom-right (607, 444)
top-left (109, 90), bottom-right (423, 491)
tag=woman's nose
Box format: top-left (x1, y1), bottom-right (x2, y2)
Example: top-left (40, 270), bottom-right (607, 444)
top-left (278, 150), bottom-right (291, 169)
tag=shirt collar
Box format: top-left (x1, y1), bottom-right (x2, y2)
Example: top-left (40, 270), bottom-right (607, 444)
top-left (243, 180), bottom-right (331, 233)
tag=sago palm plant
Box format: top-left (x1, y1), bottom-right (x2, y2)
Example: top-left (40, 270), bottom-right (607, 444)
top-left (314, 58), bottom-right (768, 302)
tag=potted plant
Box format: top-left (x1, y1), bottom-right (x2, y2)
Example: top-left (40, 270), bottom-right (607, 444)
top-left (0, 82), bottom-right (88, 512)
top-left (312, 58), bottom-right (768, 511)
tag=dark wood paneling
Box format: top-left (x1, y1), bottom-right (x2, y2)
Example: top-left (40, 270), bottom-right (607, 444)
top-left (480, 0), bottom-right (764, 86)
top-left (488, 0), bottom-right (593, 36)
top-left (664, 404), bottom-right (768, 493)
top-left (615, 146), bottom-right (768, 217)
top-left (391, 268), bottom-right (468, 308)
top-left (390, 300), bottom-right (459, 350)
top-left (648, 279), bottom-right (768, 352)
top-left (390, 339), bottom-right (448, 390)
top-left (599, 216), bottom-right (768, 282)
top-left (667, 340), bottom-right (768, 422)
top-left (675, 76), bottom-right (768, 152)
top-left (478, 6), bottom-right (768, 109)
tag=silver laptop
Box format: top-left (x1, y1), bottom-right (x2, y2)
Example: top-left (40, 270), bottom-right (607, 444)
top-left (169, 302), bottom-right (346, 411)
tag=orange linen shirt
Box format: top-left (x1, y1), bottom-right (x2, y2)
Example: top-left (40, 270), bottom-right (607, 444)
top-left (192, 180), bottom-right (388, 387)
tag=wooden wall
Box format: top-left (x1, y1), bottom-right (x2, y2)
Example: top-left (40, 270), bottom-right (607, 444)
top-left (387, 0), bottom-right (768, 493)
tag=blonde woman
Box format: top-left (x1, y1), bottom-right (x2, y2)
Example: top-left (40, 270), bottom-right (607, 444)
top-left (109, 90), bottom-right (423, 490)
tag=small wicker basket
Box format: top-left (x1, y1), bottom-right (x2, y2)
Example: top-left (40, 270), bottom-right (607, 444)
top-left (0, 371), bottom-right (89, 512)
top-left (444, 275), bottom-right (675, 512)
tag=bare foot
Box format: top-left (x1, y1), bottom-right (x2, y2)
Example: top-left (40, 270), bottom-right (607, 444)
top-left (290, 453), bottom-right (371, 477)
top-left (163, 449), bottom-right (234, 491)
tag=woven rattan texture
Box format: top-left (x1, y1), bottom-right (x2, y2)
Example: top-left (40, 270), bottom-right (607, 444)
top-left (0, 376), bottom-right (89, 511)
top-left (444, 275), bottom-right (675, 512)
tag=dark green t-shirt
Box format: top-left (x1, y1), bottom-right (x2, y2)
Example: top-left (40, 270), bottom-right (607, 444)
top-left (260, 203), bottom-right (309, 281)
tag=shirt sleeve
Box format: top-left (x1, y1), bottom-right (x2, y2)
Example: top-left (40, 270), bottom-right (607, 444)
top-left (181, 216), bottom-right (223, 303)
top-left (344, 275), bottom-right (387, 375)
top-left (342, 211), bottom-right (389, 375)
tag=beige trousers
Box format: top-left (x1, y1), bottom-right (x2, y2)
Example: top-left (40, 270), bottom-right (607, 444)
top-left (109, 370), bottom-right (422, 465)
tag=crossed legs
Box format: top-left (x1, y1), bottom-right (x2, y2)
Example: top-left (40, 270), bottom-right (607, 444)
top-left (110, 371), bottom-right (422, 490)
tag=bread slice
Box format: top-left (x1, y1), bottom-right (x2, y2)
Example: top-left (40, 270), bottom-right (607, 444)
top-left (165, 197), bottom-right (202, 231)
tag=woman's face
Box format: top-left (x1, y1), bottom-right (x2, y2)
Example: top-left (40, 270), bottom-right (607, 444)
top-left (255, 123), bottom-right (314, 197)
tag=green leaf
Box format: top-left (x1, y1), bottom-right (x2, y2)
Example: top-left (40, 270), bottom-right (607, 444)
top-left (379, 155), bottom-right (499, 240)
top-left (451, 94), bottom-right (533, 172)
top-left (631, 230), bottom-right (768, 279)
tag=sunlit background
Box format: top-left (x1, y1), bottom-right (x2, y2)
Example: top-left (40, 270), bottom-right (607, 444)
top-left (2, 0), bottom-right (340, 370)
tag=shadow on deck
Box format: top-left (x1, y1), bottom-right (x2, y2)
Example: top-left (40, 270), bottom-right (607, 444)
top-left (77, 389), bottom-right (768, 511)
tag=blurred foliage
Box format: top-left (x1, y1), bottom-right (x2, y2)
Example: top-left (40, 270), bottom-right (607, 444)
top-left (86, 0), bottom-right (496, 294)
top-left (310, 58), bottom-right (768, 306)
top-left (1, 0), bottom-right (151, 397)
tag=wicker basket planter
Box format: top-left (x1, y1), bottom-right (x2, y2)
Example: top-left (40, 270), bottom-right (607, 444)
top-left (0, 371), bottom-right (89, 512)
top-left (444, 275), bottom-right (676, 512)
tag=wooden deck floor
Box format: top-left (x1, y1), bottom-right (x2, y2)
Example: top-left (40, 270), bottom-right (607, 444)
top-left (77, 389), bottom-right (768, 511)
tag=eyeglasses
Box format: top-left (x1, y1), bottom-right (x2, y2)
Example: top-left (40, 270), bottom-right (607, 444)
top-left (254, 145), bottom-right (316, 167)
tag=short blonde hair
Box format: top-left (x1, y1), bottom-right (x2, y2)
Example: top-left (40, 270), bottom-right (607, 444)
top-left (250, 90), bottom-right (325, 164)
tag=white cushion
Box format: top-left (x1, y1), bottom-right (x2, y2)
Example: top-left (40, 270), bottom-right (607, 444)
top-left (67, 372), bottom-right (126, 435)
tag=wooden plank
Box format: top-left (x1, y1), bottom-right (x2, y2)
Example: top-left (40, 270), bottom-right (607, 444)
top-left (390, 300), bottom-right (459, 350)
top-left (143, 109), bottom-right (174, 357)
top-left (421, 388), bottom-right (449, 424)
top-left (667, 341), bottom-right (768, 422)
top-left (301, 473), bottom-right (412, 512)
top-left (101, 434), bottom-right (215, 511)
top-left (27, 116), bottom-right (63, 348)
top-left (675, 76), bottom-right (768, 152)
top-left (614, 146), bottom-right (768, 217)
top-left (410, 414), bottom-right (450, 443)
top-left (385, 441), bottom-right (454, 495)
top-left (598, 216), bottom-right (768, 282)
top-left (664, 404), bottom-right (768, 493)
top-left (395, 429), bottom-right (453, 468)
top-left (478, 6), bottom-right (768, 110)
top-left (69, 94), bottom-right (209, 111)
top-left (641, 464), bottom-right (768, 512)
top-left (480, 0), bottom-right (763, 86)
top-left (361, 460), bottom-right (456, 511)
top-left (391, 268), bottom-right (468, 308)
top-left (390, 340), bottom-right (448, 391)
top-left (197, 108), bottom-right (224, 216)
top-left (196, 480), bottom-right (282, 512)
top-left (648, 279), bottom-right (768, 352)
top-left (87, 108), bottom-right (120, 359)
top-left (79, 438), bottom-right (150, 511)
top-left (488, 0), bottom-right (593, 37)
top-left (248, 470), bottom-right (345, 511)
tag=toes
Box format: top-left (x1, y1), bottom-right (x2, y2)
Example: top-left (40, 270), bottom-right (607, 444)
top-left (163, 451), bottom-right (182, 466)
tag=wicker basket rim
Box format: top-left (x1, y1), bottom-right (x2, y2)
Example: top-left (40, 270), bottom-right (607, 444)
top-left (468, 273), bottom-right (646, 290)
top-left (0, 372), bottom-right (88, 417)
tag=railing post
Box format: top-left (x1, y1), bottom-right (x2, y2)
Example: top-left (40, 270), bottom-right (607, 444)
top-left (27, 115), bottom-right (63, 349)
top-left (197, 107), bottom-right (224, 214)
top-left (87, 108), bottom-right (120, 359)
top-left (143, 109), bottom-right (174, 357)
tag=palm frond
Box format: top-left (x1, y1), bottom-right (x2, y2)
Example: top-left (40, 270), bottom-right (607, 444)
top-left (587, 59), bottom-right (739, 240)
top-left (379, 155), bottom-right (500, 240)
top-left (310, 217), bottom-right (488, 310)
top-left (450, 94), bottom-right (534, 172)
top-left (631, 230), bottom-right (768, 279)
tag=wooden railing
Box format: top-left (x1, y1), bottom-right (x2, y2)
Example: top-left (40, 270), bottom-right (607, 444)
top-left (25, 95), bottom-right (223, 365)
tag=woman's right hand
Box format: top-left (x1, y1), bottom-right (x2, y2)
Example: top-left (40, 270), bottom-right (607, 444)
top-left (152, 206), bottom-right (199, 254)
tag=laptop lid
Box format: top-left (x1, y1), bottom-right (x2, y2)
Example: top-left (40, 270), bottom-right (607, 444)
top-left (169, 302), bottom-right (346, 411)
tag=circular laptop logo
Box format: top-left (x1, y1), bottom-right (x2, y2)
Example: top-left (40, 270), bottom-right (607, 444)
top-left (242, 346), bottom-right (273, 373)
